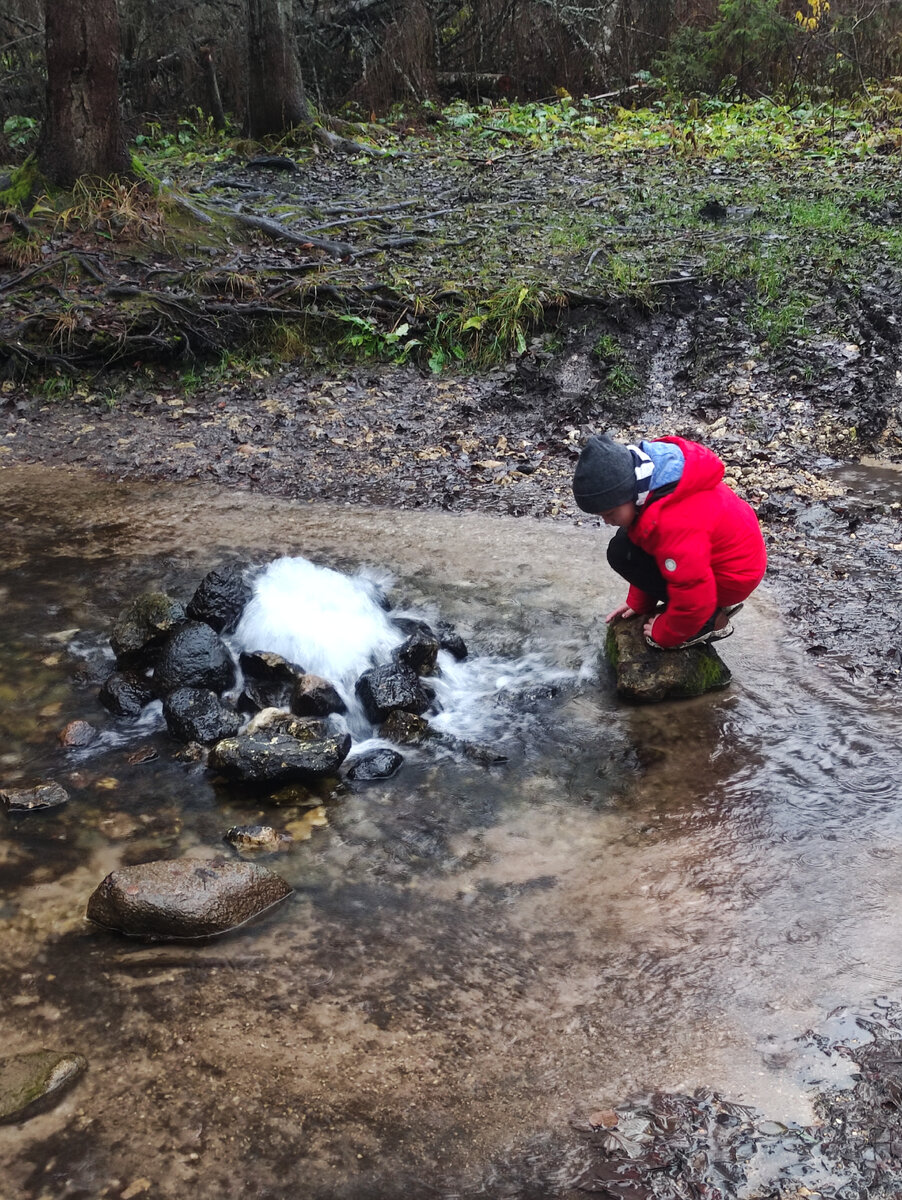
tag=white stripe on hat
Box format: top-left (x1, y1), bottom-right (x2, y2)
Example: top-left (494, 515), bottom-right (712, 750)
top-left (628, 444), bottom-right (654, 507)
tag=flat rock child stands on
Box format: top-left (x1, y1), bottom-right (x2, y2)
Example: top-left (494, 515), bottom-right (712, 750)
top-left (572, 434), bottom-right (767, 650)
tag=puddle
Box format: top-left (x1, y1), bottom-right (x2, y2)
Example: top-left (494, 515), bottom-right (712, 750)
top-left (1, 465), bottom-right (901, 1198)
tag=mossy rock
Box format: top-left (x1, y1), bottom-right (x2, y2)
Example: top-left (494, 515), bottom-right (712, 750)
top-left (604, 616), bottom-right (731, 703)
top-left (0, 1049), bottom-right (86, 1123)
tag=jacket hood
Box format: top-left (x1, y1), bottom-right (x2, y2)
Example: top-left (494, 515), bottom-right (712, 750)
top-left (656, 436), bottom-right (724, 497)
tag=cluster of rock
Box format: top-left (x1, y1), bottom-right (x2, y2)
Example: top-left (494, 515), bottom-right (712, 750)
top-left (98, 562), bottom-right (470, 790)
top-left (76, 564), bottom-right (474, 944)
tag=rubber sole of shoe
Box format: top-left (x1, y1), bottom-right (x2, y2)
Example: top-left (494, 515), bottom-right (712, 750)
top-left (646, 621), bottom-right (734, 651)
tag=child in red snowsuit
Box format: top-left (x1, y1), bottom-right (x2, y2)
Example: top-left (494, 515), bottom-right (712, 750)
top-left (572, 433), bottom-right (767, 650)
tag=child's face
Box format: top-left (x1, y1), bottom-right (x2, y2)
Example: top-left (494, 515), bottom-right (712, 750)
top-left (600, 502), bottom-right (636, 527)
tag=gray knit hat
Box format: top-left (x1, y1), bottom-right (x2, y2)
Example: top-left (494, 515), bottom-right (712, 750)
top-left (572, 434), bottom-right (637, 513)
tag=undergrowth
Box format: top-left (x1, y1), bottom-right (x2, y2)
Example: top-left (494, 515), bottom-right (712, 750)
top-left (5, 89), bottom-right (902, 373)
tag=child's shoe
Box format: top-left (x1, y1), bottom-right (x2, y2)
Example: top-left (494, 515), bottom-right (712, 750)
top-left (646, 613), bottom-right (734, 651)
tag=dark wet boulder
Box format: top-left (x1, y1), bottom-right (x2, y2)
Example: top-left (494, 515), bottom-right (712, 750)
top-left (224, 825), bottom-right (293, 854)
top-left (355, 663), bottom-right (432, 724)
top-left (1, 781), bottom-right (69, 814)
top-left (153, 621), bottom-right (235, 697)
top-left (393, 629), bottom-right (440, 676)
top-left (163, 688), bottom-right (242, 744)
top-left (187, 563), bottom-right (254, 634)
top-left (605, 617), bottom-right (731, 703)
top-left (0, 1049), bottom-right (87, 1123)
top-left (98, 671), bottom-right (155, 717)
top-left (436, 621), bottom-right (468, 661)
top-left (110, 591), bottom-right (186, 668)
top-left (209, 730), bottom-right (352, 785)
top-left (380, 710), bottom-right (432, 744)
top-left (346, 748), bottom-right (404, 780)
top-left (239, 650), bottom-right (306, 710)
top-left (291, 673), bottom-right (347, 718)
top-left (85, 857), bottom-right (292, 939)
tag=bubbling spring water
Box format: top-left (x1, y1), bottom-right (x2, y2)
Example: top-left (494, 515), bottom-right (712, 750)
top-left (231, 555), bottom-right (577, 746)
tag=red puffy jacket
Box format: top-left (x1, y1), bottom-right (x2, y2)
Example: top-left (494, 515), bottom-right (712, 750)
top-left (625, 437), bottom-right (767, 647)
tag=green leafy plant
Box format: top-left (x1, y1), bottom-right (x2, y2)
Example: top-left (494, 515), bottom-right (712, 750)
top-left (3, 115), bottom-right (39, 152)
top-left (335, 313), bottom-right (422, 363)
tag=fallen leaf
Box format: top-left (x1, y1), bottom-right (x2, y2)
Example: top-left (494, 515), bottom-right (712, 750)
top-left (589, 1110), bottom-right (619, 1128)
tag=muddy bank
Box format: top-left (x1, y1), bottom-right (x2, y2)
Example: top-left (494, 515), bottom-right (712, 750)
top-left (3, 294), bottom-right (901, 688)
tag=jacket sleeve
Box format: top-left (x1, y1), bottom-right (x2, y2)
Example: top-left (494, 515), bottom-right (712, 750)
top-left (624, 584), bottom-right (658, 615)
top-left (648, 527), bottom-right (717, 646)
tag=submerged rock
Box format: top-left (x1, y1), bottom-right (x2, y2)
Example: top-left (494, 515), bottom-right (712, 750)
top-left (110, 591), bottom-right (186, 668)
top-left (355, 663), bottom-right (432, 724)
top-left (58, 720), bottom-right (98, 748)
top-left (85, 857), bottom-right (292, 939)
top-left (153, 621), bottom-right (235, 697)
top-left (163, 687), bottom-right (241, 744)
top-left (98, 671), bottom-right (155, 717)
top-left (346, 748), bottom-right (404, 780)
top-left (0, 1049), bottom-right (87, 1123)
top-left (1, 781), bottom-right (69, 814)
top-left (224, 824), bottom-right (293, 854)
top-left (605, 617), bottom-right (732, 703)
top-left (209, 730), bottom-right (352, 785)
top-left (238, 650), bottom-right (306, 711)
top-left (187, 563), bottom-right (254, 634)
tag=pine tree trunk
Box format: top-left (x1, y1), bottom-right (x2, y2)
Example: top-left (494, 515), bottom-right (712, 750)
top-left (246, 0), bottom-right (312, 136)
top-left (38, 0), bottom-right (131, 187)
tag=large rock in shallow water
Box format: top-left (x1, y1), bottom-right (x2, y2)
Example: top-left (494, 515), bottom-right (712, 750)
top-left (605, 617), bottom-right (731, 703)
top-left (163, 687), bottom-right (241, 744)
top-left (0, 1049), bottom-right (86, 1123)
top-left (98, 671), bottom-right (155, 717)
top-left (153, 621), bottom-right (235, 696)
top-left (209, 730), bottom-right (351, 785)
top-left (355, 663), bottom-right (432, 723)
top-left (239, 650), bottom-right (306, 711)
top-left (187, 563), bottom-right (254, 634)
top-left (110, 592), bottom-right (186, 667)
top-left (86, 857), bottom-right (292, 939)
top-left (2, 781), bottom-right (69, 814)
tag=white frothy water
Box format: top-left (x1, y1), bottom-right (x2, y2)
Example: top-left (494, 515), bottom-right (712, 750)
top-left (232, 555), bottom-right (579, 745)
top-left (233, 557), bottom-right (404, 709)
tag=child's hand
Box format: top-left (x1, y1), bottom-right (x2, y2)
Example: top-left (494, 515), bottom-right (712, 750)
top-left (643, 615), bottom-right (658, 639)
top-left (605, 603), bottom-right (636, 623)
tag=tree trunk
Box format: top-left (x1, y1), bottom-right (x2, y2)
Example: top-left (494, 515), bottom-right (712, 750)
top-left (246, 0), bottom-right (312, 137)
top-left (38, 0), bottom-right (131, 187)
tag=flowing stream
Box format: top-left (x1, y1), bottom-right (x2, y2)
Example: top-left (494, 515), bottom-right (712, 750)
top-left (1, 464), bottom-right (900, 1199)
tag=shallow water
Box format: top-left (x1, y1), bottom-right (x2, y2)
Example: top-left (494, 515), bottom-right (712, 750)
top-left (1, 465), bottom-right (900, 1199)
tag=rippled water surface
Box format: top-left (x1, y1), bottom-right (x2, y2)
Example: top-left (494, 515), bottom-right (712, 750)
top-left (1, 465), bottom-right (901, 1199)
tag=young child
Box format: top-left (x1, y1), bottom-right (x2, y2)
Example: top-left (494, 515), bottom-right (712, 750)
top-left (572, 433), bottom-right (767, 650)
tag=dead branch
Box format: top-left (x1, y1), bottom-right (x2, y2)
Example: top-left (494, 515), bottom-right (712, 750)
top-left (228, 210), bottom-right (355, 260)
